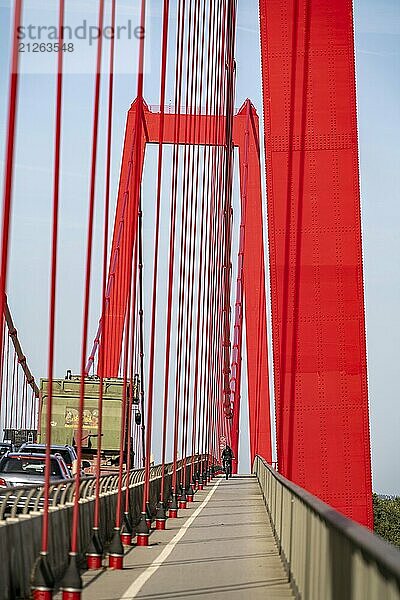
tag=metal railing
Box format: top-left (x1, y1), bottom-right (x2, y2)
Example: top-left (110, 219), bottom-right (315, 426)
top-left (0, 464), bottom-right (163, 520)
top-left (0, 455), bottom-right (208, 600)
top-left (253, 455), bottom-right (400, 600)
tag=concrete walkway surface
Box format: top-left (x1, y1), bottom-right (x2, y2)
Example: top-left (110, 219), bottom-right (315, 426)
top-left (57, 475), bottom-right (294, 599)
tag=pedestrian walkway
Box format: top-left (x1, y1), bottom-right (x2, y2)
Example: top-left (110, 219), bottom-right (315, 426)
top-left (72, 475), bottom-right (294, 599)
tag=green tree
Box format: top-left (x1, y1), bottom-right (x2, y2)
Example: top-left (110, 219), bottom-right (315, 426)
top-left (373, 493), bottom-right (400, 548)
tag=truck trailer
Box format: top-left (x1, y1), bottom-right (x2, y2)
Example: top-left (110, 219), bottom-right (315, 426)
top-left (39, 374), bottom-right (140, 464)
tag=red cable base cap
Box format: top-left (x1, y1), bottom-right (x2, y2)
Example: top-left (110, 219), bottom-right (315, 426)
top-left (61, 591), bottom-right (81, 600)
top-left (178, 501), bottom-right (187, 509)
top-left (155, 519), bottom-right (166, 530)
top-left (108, 554), bottom-right (124, 569)
top-left (32, 589), bottom-right (53, 600)
top-left (168, 509), bottom-right (178, 518)
top-left (86, 554), bottom-right (102, 570)
top-left (120, 533), bottom-right (132, 545)
top-left (136, 534), bottom-right (149, 547)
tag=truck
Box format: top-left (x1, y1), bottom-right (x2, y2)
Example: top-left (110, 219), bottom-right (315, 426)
top-left (38, 373), bottom-right (141, 465)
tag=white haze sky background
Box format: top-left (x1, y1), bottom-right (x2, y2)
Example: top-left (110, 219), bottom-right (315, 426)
top-left (0, 0), bottom-right (399, 493)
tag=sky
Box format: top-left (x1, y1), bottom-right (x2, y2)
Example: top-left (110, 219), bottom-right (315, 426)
top-left (0, 0), bottom-right (399, 494)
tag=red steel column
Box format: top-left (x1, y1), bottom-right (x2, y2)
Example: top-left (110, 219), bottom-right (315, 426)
top-left (235, 102), bottom-right (272, 466)
top-left (259, 0), bottom-right (373, 526)
top-left (100, 105), bottom-right (224, 378)
top-left (101, 102), bottom-right (272, 470)
top-left (102, 101), bottom-right (146, 377)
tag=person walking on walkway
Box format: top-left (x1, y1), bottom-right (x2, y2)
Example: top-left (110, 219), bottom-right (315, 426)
top-left (221, 445), bottom-right (234, 479)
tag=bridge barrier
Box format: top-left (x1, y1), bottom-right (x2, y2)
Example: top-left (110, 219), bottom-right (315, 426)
top-left (0, 455), bottom-right (208, 600)
top-left (253, 455), bottom-right (400, 600)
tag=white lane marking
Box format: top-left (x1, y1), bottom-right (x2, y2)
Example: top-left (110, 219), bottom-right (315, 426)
top-left (120, 478), bottom-right (222, 599)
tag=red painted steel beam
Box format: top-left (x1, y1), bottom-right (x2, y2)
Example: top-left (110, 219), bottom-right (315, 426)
top-left (145, 106), bottom-right (226, 146)
top-left (259, 0), bottom-right (373, 526)
top-left (102, 99), bottom-right (146, 377)
top-left (3, 295), bottom-right (39, 398)
top-left (234, 101), bottom-right (272, 465)
top-left (102, 100), bottom-right (272, 466)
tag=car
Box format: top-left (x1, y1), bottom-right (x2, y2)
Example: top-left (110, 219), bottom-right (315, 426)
top-left (0, 452), bottom-right (71, 488)
top-left (18, 443), bottom-right (81, 475)
top-left (0, 442), bottom-right (15, 458)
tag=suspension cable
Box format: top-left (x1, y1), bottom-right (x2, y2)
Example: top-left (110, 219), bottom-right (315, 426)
top-left (148, 0), bottom-right (170, 504)
top-left (66, 0), bottom-right (105, 568)
top-left (92, 0), bottom-right (116, 538)
top-left (0, 0), bottom-right (23, 393)
top-left (40, 0), bottom-right (65, 564)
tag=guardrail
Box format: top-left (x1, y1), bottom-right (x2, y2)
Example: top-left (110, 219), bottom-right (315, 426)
top-left (0, 455), bottom-right (208, 600)
top-left (253, 455), bottom-right (400, 600)
top-left (0, 466), bottom-right (149, 520)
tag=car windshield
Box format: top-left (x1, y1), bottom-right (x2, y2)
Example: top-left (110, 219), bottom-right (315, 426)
top-left (24, 447), bottom-right (72, 466)
top-left (56, 450), bottom-right (73, 466)
top-left (1, 457), bottom-right (62, 477)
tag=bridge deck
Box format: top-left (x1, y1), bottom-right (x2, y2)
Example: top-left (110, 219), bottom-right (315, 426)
top-left (74, 475), bottom-right (294, 599)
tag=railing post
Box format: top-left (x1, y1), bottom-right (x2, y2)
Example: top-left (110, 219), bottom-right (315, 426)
top-left (288, 495), bottom-right (293, 584)
top-left (273, 474), bottom-right (277, 539)
top-left (279, 483), bottom-right (283, 555)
